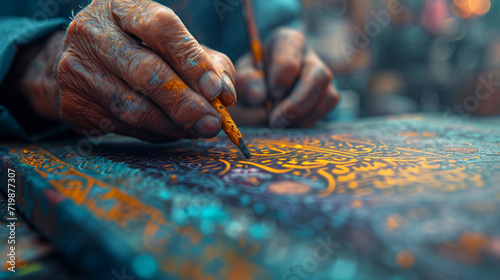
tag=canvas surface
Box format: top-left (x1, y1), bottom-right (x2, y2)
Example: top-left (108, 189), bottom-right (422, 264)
top-left (1, 115), bottom-right (499, 280)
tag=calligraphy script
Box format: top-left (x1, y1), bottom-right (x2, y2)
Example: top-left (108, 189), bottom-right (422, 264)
top-left (10, 119), bottom-right (500, 216)
top-left (106, 132), bottom-right (491, 200)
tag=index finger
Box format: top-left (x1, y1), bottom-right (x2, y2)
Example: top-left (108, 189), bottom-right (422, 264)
top-left (110, 0), bottom-right (229, 101)
top-left (266, 28), bottom-right (306, 101)
top-left (269, 49), bottom-right (333, 128)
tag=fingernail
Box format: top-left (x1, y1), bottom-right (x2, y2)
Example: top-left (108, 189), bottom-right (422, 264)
top-left (198, 71), bottom-right (223, 100)
top-left (222, 74), bottom-right (237, 102)
top-left (194, 115), bottom-right (221, 138)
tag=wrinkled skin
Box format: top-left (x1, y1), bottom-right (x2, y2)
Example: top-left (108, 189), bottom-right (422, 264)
top-left (235, 28), bottom-right (339, 128)
top-left (18, 0), bottom-right (339, 142)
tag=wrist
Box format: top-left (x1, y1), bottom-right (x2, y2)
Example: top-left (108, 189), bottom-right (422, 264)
top-left (19, 30), bottom-right (66, 121)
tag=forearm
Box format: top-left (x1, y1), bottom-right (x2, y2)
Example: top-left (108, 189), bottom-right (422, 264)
top-left (17, 30), bottom-right (65, 121)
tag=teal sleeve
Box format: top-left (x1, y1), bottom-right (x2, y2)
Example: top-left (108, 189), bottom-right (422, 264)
top-left (0, 17), bottom-right (68, 81)
top-left (0, 17), bottom-right (68, 141)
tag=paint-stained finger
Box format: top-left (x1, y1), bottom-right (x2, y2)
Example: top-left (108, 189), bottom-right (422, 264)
top-left (203, 45), bottom-right (237, 107)
top-left (110, 0), bottom-right (227, 101)
top-left (78, 68), bottom-right (193, 138)
top-left (235, 54), bottom-right (267, 107)
top-left (105, 112), bottom-right (189, 143)
top-left (59, 90), bottom-right (181, 143)
top-left (62, 27), bottom-right (222, 138)
top-left (57, 52), bottom-right (196, 139)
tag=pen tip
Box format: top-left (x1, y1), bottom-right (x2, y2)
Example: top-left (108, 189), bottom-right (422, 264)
top-left (238, 138), bottom-right (251, 158)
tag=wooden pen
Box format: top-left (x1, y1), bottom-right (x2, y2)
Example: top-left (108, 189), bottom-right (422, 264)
top-left (210, 98), bottom-right (251, 158)
top-left (242, 0), bottom-right (273, 113)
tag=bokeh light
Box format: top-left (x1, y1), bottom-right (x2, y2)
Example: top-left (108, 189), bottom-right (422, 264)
top-left (453, 0), bottom-right (469, 8)
top-left (451, 0), bottom-right (490, 18)
top-left (469, 0), bottom-right (491, 16)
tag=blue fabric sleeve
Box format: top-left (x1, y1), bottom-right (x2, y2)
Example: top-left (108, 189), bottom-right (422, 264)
top-left (0, 17), bottom-right (68, 141)
top-left (0, 17), bottom-right (68, 82)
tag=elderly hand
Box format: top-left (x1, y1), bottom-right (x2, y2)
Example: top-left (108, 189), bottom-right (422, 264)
top-left (20, 0), bottom-right (237, 142)
top-left (235, 28), bottom-right (339, 128)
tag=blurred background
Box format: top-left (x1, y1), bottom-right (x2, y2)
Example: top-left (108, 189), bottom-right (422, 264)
top-left (301, 0), bottom-right (500, 122)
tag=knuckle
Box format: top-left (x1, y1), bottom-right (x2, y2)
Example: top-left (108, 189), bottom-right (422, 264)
top-left (109, 0), bottom-right (118, 11)
top-left (175, 43), bottom-right (204, 72)
top-left (172, 95), bottom-right (203, 129)
top-left (151, 6), bottom-right (178, 26)
top-left (324, 89), bottom-right (334, 104)
top-left (121, 104), bottom-right (155, 128)
top-left (171, 96), bottom-right (191, 125)
top-left (329, 88), bottom-right (340, 106)
top-left (322, 89), bottom-right (339, 113)
top-left (216, 53), bottom-right (236, 76)
top-left (279, 58), bottom-right (301, 77)
top-left (276, 28), bottom-right (305, 41)
top-left (214, 52), bottom-right (231, 67)
top-left (313, 65), bottom-right (333, 85)
top-left (324, 66), bottom-right (334, 81)
top-left (295, 31), bottom-right (306, 42)
top-left (66, 15), bottom-right (83, 39)
top-left (109, 0), bottom-right (125, 15)
top-left (127, 53), bottom-right (165, 92)
top-left (57, 52), bottom-right (74, 77)
top-left (57, 52), bottom-right (89, 92)
top-left (66, 12), bottom-right (99, 41)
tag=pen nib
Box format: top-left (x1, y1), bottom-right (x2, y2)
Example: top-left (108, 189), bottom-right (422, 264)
top-left (238, 138), bottom-right (251, 158)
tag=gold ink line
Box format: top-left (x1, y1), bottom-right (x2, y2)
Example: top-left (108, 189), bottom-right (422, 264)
top-left (247, 153), bottom-right (278, 156)
top-left (281, 163), bottom-right (329, 169)
top-left (330, 135), bottom-right (377, 147)
top-left (246, 147), bottom-right (291, 157)
top-left (395, 147), bottom-right (449, 158)
top-left (239, 161), bottom-right (293, 174)
top-left (218, 159), bottom-right (231, 176)
top-left (368, 157), bottom-right (434, 161)
top-left (269, 148), bottom-right (288, 154)
top-left (316, 159), bottom-right (358, 165)
top-left (317, 168), bottom-right (336, 198)
top-left (255, 139), bottom-right (355, 158)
